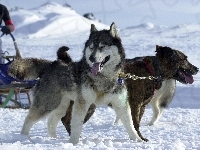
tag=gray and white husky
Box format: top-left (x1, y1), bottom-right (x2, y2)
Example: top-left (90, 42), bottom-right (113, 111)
top-left (8, 23), bottom-right (143, 144)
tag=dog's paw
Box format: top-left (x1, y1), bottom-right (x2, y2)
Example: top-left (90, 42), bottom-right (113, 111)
top-left (69, 137), bottom-right (79, 145)
top-left (147, 121), bottom-right (155, 126)
top-left (114, 118), bottom-right (122, 125)
top-left (137, 139), bottom-right (143, 142)
top-left (48, 133), bottom-right (57, 139)
top-left (142, 138), bottom-right (149, 142)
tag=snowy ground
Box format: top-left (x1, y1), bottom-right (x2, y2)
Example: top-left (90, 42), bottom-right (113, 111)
top-left (1, 106), bottom-right (200, 150)
top-left (0, 2), bottom-right (200, 150)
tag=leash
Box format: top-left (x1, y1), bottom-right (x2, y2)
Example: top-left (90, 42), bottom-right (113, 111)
top-left (117, 59), bottom-right (159, 85)
top-left (118, 72), bottom-right (158, 81)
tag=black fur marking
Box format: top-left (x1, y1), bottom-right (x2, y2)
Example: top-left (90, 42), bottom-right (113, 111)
top-left (57, 46), bottom-right (72, 64)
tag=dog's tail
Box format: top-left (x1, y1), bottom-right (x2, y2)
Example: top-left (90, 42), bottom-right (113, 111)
top-left (8, 58), bottom-right (52, 81)
top-left (8, 46), bottom-right (72, 81)
top-left (57, 46), bottom-right (73, 64)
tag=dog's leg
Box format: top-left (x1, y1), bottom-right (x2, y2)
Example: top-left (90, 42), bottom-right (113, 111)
top-left (149, 79), bottom-right (176, 125)
top-left (132, 104), bottom-right (149, 142)
top-left (114, 114), bottom-right (121, 125)
top-left (139, 96), bottom-right (153, 123)
top-left (61, 101), bottom-right (74, 135)
top-left (148, 101), bottom-right (161, 126)
top-left (139, 105), bottom-right (146, 123)
top-left (112, 102), bottom-right (143, 142)
top-left (83, 103), bottom-right (96, 123)
top-left (69, 99), bottom-right (91, 145)
top-left (149, 95), bottom-right (169, 126)
top-left (61, 103), bottom-right (96, 135)
top-left (47, 99), bottom-right (70, 138)
top-left (21, 108), bottom-right (48, 135)
top-left (149, 95), bottom-right (173, 126)
top-left (107, 103), bottom-right (121, 125)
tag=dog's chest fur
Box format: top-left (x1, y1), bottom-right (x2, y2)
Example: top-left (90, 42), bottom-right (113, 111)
top-left (80, 71), bottom-right (127, 106)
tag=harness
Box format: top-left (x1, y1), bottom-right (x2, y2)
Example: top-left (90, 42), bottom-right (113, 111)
top-left (118, 57), bottom-right (163, 92)
top-left (117, 58), bottom-right (163, 104)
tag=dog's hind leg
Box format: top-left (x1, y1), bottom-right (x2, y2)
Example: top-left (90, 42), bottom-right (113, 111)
top-left (61, 101), bottom-right (74, 135)
top-left (47, 99), bottom-right (71, 138)
top-left (83, 103), bottom-right (96, 123)
top-left (149, 95), bottom-right (174, 125)
top-left (148, 101), bottom-right (162, 126)
top-left (149, 79), bottom-right (175, 125)
top-left (148, 95), bottom-right (173, 126)
top-left (21, 108), bottom-right (48, 135)
top-left (61, 103), bottom-right (96, 136)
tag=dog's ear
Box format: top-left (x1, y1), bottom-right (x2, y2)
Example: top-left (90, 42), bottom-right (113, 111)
top-left (91, 24), bottom-right (98, 32)
top-left (110, 22), bottom-right (120, 38)
top-left (155, 45), bottom-right (162, 52)
top-left (155, 45), bottom-right (164, 58)
top-left (156, 45), bottom-right (175, 58)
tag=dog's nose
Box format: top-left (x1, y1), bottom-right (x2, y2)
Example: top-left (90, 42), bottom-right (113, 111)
top-left (193, 66), bottom-right (199, 74)
top-left (89, 55), bottom-right (96, 63)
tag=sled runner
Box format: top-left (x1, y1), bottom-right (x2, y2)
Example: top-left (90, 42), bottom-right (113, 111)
top-left (0, 29), bottom-right (36, 109)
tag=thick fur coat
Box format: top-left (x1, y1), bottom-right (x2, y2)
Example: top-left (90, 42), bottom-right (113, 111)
top-left (61, 45), bottom-right (199, 142)
top-left (8, 23), bottom-right (144, 144)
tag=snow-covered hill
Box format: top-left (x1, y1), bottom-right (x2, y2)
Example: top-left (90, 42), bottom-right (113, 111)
top-left (9, 2), bottom-right (108, 38)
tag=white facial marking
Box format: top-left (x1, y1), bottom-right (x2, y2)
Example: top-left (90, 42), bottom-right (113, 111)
top-left (85, 42), bottom-right (121, 75)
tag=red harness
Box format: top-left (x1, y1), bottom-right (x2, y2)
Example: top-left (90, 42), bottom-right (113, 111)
top-left (142, 60), bottom-right (157, 96)
top-left (140, 60), bottom-right (157, 105)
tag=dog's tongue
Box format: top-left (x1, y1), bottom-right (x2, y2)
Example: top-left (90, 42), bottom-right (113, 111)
top-left (183, 72), bottom-right (194, 84)
top-left (91, 63), bottom-right (103, 76)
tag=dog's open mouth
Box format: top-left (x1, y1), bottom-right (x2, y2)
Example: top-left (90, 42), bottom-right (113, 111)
top-left (91, 55), bottom-right (110, 76)
top-left (178, 70), bottom-right (194, 84)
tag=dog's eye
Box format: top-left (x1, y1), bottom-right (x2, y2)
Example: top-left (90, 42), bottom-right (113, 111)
top-left (99, 43), bottom-right (106, 49)
top-left (100, 45), bottom-right (105, 49)
top-left (184, 56), bottom-right (187, 60)
top-left (89, 44), bottom-right (94, 50)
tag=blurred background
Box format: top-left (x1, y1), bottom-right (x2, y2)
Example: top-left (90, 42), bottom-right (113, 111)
top-left (1, 0), bottom-right (200, 29)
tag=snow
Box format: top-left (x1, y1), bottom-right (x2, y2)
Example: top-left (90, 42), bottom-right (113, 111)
top-left (0, 2), bottom-right (200, 149)
top-left (10, 2), bottom-right (109, 38)
top-left (1, 107), bottom-right (200, 149)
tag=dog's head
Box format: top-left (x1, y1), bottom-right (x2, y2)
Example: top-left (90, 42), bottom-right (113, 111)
top-left (156, 45), bottom-right (199, 84)
top-left (84, 22), bottom-right (125, 76)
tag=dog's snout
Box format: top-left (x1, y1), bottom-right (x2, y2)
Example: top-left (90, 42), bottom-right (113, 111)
top-left (190, 66), bottom-right (199, 74)
top-left (192, 65), bottom-right (199, 71)
top-left (196, 66), bottom-right (199, 72)
top-left (89, 55), bottom-right (96, 63)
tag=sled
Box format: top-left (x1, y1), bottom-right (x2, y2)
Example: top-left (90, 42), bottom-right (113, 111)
top-left (0, 30), bottom-right (37, 109)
